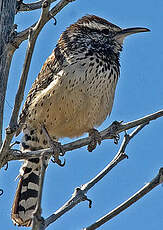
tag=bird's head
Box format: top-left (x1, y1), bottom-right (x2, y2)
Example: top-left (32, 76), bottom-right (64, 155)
top-left (59, 15), bottom-right (150, 58)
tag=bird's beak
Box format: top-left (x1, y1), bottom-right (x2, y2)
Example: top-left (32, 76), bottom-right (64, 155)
top-left (115, 27), bottom-right (150, 44)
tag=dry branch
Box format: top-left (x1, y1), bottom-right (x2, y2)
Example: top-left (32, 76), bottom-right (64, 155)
top-left (83, 168), bottom-right (163, 230)
top-left (5, 109), bottom-right (163, 165)
top-left (0, 0), bottom-right (17, 146)
top-left (43, 122), bottom-right (150, 228)
top-left (16, 0), bottom-right (57, 12)
top-left (0, 0), bottom-right (76, 169)
top-left (0, 0), bottom-right (51, 169)
top-left (14, 0), bottom-right (76, 49)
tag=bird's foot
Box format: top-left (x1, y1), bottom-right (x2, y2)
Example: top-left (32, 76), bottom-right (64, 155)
top-left (109, 120), bottom-right (122, 144)
top-left (88, 128), bottom-right (101, 152)
top-left (49, 140), bottom-right (65, 167)
top-left (41, 125), bottom-right (65, 167)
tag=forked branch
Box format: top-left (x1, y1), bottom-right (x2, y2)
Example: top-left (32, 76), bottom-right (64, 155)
top-left (83, 168), bottom-right (163, 230)
top-left (43, 122), bottom-right (152, 228)
top-left (0, 0), bottom-right (76, 169)
top-left (6, 109), bottom-right (163, 165)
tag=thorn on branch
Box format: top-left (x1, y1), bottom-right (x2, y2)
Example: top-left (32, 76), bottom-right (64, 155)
top-left (71, 187), bottom-right (92, 208)
top-left (4, 162), bottom-right (8, 171)
top-left (49, 13), bottom-right (57, 25)
top-left (123, 153), bottom-right (129, 159)
top-left (10, 141), bottom-right (20, 148)
top-left (0, 189), bottom-right (3, 196)
top-left (84, 197), bottom-right (92, 208)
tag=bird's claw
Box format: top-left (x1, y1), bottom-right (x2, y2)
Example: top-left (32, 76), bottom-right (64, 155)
top-left (51, 157), bottom-right (66, 167)
top-left (49, 140), bottom-right (65, 167)
top-left (49, 140), bottom-right (65, 155)
top-left (88, 128), bottom-right (101, 152)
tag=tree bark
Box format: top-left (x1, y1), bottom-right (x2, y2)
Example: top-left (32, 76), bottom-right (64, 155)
top-left (0, 0), bottom-right (17, 146)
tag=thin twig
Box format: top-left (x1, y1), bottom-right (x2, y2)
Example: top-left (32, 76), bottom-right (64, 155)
top-left (0, 0), bottom-right (77, 170)
top-left (0, 0), bottom-right (51, 169)
top-left (17, 0), bottom-right (57, 12)
top-left (13, 0), bottom-right (76, 49)
top-left (44, 123), bottom-right (148, 228)
top-left (83, 168), bottom-right (163, 230)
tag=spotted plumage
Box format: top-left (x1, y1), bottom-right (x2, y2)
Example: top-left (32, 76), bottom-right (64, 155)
top-left (11, 15), bottom-right (149, 226)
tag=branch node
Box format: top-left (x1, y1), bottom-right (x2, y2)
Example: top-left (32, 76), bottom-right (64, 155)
top-left (28, 27), bottom-right (34, 41)
top-left (71, 187), bottom-right (92, 208)
top-left (123, 153), bottom-right (129, 159)
top-left (124, 131), bottom-right (130, 141)
top-left (16, 0), bottom-right (24, 12)
top-left (42, 0), bottom-right (50, 8)
top-left (5, 124), bottom-right (18, 135)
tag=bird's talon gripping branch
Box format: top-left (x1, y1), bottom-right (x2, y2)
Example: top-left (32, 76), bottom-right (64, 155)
top-left (112, 120), bottom-right (123, 130)
top-left (88, 128), bottom-right (102, 152)
top-left (51, 157), bottom-right (66, 167)
top-left (49, 141), bottom-right (66, 166)
top-left (50, 140), bottom-right (65, 155)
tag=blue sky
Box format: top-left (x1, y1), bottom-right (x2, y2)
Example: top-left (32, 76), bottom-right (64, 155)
top-left (1, 0), bottom-right (163, 229)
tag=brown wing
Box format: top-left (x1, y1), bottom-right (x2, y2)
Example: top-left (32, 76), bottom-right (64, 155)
top-left (16, 46), bottom-right (64, 135)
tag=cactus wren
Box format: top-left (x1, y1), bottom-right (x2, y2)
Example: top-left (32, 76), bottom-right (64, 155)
top-left (11, 15), bottom-right (149, 226)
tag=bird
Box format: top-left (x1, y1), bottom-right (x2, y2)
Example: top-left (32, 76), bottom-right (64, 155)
top-left (11, 15), bottom-right (149, 226)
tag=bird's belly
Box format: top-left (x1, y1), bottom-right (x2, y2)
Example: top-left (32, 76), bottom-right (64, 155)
top-left (26, 64), bottom-right (118, 138)
top-left (28, 86), bottom-right (116, 138)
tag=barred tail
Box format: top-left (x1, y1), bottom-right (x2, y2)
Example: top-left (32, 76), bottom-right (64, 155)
top-left (11, 158), bottom-right (40, 226)
top-left (11, 126), bottom-right (49, 227)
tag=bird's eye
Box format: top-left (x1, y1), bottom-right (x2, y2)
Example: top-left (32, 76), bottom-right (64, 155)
top-left (101, 29), bottom-right (109, 35)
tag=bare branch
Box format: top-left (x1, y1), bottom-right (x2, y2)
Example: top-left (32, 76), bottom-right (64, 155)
top-left (0, 0), bottom-right (52, 169)
top-left (43, 122), bottom-right (148, 228)
top-left (0, 0), bottom-right (17, 146)
top-left (13, 0), bottom-right (76, 49)
top-left (17, 0), bottom-right (57, 12)
top-left (101, 109), bottom-right (163, 140)
top-left (83, 168), bottom-right (163, 230)
top-left (5, 109), bottom-right (163, 166)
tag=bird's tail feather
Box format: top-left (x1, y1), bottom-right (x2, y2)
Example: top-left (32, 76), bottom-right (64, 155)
top-left (11, 126), bottom-right (49, 227)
